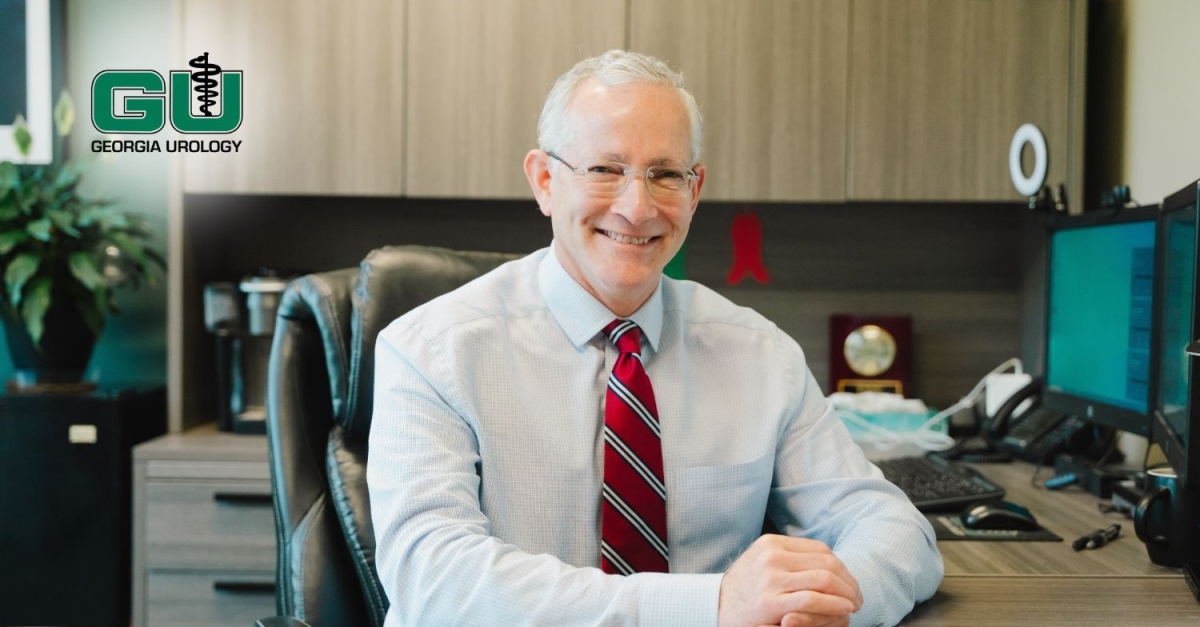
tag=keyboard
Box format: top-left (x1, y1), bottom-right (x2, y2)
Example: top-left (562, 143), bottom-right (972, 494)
top-left (876, 454), bottom-right (1006, 512)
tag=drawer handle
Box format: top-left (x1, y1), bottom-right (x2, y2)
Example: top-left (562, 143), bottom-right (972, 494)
top-left (213, 492), bottom-right (273, 505)
top-left (213, 580), bottom-right (276, 594)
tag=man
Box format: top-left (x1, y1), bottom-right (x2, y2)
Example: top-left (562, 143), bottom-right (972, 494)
top-left (369, 50), bottom-right (943, 627)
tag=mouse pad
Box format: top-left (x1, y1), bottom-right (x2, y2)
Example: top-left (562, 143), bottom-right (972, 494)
top-left (925, 514), bottom-right (1062, 542)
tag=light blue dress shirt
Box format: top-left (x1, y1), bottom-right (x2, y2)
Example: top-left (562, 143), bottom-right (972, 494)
top-left (369, 245), bottom-right (943, 627)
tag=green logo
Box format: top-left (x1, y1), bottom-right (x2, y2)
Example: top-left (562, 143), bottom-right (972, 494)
top-left (91, 53), bottom-right (242, 134)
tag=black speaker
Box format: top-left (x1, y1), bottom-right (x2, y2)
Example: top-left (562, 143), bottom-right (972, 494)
top-left (0, 387), bottom-right (165, 627)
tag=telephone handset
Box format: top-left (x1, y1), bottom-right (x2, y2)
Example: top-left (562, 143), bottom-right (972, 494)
top-left (986, 378), bottom-right (1090, 463)
top-left (940, 380), bottom-right (1042, 463)
top-left (986, 378), bottom-right (1043, 439)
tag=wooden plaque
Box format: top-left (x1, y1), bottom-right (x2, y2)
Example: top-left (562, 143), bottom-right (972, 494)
top-left (829, 314), bottom-right (914, 397)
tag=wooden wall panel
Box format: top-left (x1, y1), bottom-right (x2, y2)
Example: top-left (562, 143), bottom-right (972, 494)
top-left (848, 0), bottom-right (1072, 201)
top-left (180, 0), bottom-right (406, 195)
top-left (405, 0), bottom-right (626, 199)
top-left (631, 0), bottom-right (850, 202)
top-left (717, 289), bottom-right (1019, 409)
top-left (179, 196), bottom-right (1025, 414)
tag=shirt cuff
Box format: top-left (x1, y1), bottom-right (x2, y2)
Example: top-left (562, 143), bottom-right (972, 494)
top-left (630, 572), bottom-right (723, 627)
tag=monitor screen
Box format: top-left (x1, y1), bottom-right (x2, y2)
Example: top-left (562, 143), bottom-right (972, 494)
top-left (1158, 203), bottom-right (1195, 447)
top-left (1154, 179), bottom-right (1199, 489)
top-left (1043, 208), bottom-right (1158, 435)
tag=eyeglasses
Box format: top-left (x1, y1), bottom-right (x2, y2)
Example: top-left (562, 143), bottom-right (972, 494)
top-left (546, 152), bottom-right (699, 200)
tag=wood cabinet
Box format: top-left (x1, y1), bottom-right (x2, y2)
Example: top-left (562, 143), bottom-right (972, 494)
top-left (0, 388), bottom-right (165, 627)
top-left (173, 0), bottom-right (1082, 201)
top-left (178, 0), bottom-right (406, 195)
top-left (630, 0), bottom-right (850, 202)
top-left (133, 426), bottom-right (275, 627)
top-left (404, 0), bottom-right (626, 199)
top-left (847, 0), bottom-right (1075, 201)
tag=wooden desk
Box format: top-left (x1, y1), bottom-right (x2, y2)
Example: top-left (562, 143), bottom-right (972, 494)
top-left (904, 577), bottom-right (1199, 626)
top-left (901, 461), bottom-right (1199, 626)
top-left (939, 462), bottom-right (1177, 577)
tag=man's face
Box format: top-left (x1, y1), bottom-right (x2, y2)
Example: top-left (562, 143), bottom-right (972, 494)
top-left (525, 80), bottom-right (705, 316)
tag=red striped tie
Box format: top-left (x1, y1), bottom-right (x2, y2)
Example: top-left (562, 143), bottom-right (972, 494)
top-left (600, 319), bottom-right (669, 574)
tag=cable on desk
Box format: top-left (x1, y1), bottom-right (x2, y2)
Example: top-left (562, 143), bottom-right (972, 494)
top-left (1029, 454), bottom-right (1051, 489)
top-left (1089, 429), bottom-right (1121, 469)
top-left (1029, 446), bottom-right (1065, 489)
top-left (834, 358), bottom-right (1026, 455)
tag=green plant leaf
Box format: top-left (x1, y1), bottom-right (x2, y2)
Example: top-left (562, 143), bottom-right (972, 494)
top-left (77, 205), bottom-right (126, 229)
top-left (12, 114), bottom-right (32, 158)
top-left (5, 252), bottom-right (41, 308)
top-left (0, 161), bottom-right (17, 193)
top-left (144, 246), bottom-right (167, 269)
top-left (103, 287), bottom-right (117, 314)
top-left (53, 160), bottom-right (85, 190)
top-left (126, 246), bottom-right (165, 287)
top-left (77, 288), bottom-right (106, 337)
top-left (54, 90), bottom-right (76, 138)
top-left (68, 252), bottom-right (105, 291)
top-left (108, 231), bottom-right (146, 264)
top-left (20, 277), bottom-right (52, 346)
top-left (25, 217), bottom-right (52, 241)
top-left (46, 209), bottom-right (81, 238)
top-left (0, 230), bottom-right (28, 255)
top-left (76, 208), bottom-right (98, 227)
top-left (0, 206), bottom-right (19, 221)
top-left (124, 213), bottom-right (153, 237)
top-left (17, 194), bottom-right (38, 216)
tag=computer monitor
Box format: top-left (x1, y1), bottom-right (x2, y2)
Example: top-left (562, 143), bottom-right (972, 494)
top-left (1042, 205), bottom-right (1159, 437)
top-left (1154, 179), bottom-right (1200, 489)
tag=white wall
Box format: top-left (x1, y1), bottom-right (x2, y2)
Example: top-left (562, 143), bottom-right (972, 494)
top-left (66, 0), bottom-right (171, 384)
top-left (0, 0), bottom-right (171, 385)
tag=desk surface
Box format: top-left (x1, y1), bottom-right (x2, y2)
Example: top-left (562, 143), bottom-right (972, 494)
top-left (939, 462), bottom-right (1177, 577)
top-left (907, 460), bottom-right (1198, 626)
top-left (903, 577), bottom-right (1199, 626)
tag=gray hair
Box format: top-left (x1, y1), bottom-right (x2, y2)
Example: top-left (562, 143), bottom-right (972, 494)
top-left (537, 50), bottom-right (703, 164)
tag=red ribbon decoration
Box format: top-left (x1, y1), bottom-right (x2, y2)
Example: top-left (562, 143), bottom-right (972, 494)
top-left (727, 207), bottom-right (770, 286)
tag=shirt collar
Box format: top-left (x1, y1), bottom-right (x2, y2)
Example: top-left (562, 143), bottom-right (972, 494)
top-left (538, 241), bottom-right (663, 353)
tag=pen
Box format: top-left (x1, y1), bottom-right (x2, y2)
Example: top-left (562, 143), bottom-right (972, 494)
top-left (1072, 523), bottom-right (1121, 551)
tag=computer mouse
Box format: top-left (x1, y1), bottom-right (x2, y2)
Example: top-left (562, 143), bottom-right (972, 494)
top-left (960, 500), bottom-right (1039, 531)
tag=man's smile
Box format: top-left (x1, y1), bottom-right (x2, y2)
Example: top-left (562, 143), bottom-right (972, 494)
top-left (600, 229), bottom-right (658, 246)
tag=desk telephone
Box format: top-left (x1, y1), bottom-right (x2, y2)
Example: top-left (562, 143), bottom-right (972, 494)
top-left (985, 379), bottom-right (1092, 463)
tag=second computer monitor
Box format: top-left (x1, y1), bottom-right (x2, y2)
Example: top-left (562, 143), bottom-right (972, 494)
top-left (1042, 206), bottom-right (1159, 436)
top-left (1154, 179), bottom-right (1199, 489)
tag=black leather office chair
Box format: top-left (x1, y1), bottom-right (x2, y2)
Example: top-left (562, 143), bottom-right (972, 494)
top-left (256, 245), bottom-right (520, 627)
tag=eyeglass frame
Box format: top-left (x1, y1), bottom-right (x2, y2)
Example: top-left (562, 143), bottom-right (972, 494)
top-left (545, 151), bottom-right (700, 199)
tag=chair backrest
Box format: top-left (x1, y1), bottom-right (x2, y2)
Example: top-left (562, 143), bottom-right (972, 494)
top-left (266, 245), bottom-right (521, 627)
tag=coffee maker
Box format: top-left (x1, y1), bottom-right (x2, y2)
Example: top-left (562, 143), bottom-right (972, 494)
top-left (204, 269), bottom-right (292, 434)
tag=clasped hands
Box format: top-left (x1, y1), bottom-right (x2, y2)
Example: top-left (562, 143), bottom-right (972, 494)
top-left (718, 535), bottom-right (863, 627)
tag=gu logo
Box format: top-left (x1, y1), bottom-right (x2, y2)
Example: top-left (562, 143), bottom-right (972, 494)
top-left (91, 53), bottom-right (243, 134)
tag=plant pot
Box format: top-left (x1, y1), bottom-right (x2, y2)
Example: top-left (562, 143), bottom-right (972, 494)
top-left (3, 302), bottom-right (101, 391)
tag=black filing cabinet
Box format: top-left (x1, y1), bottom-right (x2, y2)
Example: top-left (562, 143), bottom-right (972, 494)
top-left (0, 386), bottom-right (166, 627)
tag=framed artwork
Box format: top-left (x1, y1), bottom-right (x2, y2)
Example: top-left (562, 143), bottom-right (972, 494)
top-left (1, 0), bottom-right (52, 164)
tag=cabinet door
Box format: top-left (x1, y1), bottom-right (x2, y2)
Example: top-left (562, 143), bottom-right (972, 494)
top-left (630, 0), bottom-right (850, 202)
top-left (847, 0), bottom-right (1072, 201)
top-left (405, 0), bottom-right (626, 199)
top-left (146, 570), bottom-right (276, 627)
top-left (145, 480), bottom-right (275, 571)
top-left (180, 0), bottom-right (406, 195)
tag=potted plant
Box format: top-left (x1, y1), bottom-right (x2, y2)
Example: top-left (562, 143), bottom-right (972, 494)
top-left (0, 90), bottom-right (164, 391)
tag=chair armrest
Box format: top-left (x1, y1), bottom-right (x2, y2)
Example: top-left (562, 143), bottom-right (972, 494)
top-left (254, 617), bottom-right (315, 627)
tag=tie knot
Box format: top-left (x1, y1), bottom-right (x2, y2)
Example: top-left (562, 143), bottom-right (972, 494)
top-left (603, 319), bottom-right (642, 354)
